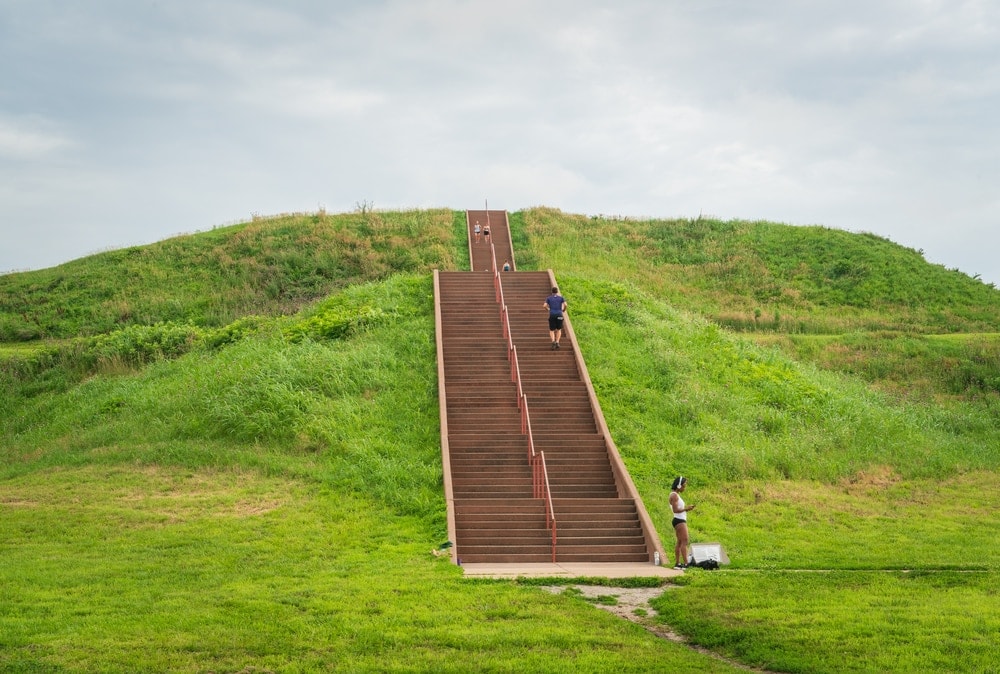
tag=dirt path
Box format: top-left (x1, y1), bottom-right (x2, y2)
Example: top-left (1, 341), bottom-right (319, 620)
top-left (538, 585), bottom-right (780, 673)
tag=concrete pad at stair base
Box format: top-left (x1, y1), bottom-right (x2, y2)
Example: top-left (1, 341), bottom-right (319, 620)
top-left (459, 563), bottom-right (682, 579)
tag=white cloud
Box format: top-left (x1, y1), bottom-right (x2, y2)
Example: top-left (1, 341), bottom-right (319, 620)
top-left (0, 118), bottom-right (73, 160)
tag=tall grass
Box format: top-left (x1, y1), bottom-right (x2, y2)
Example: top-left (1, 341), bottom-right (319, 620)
top-left (518, 208), bottom-right (1000, 334)
top-left (2, 274), bottom-right (442, 521)
top-left (560, 275), bottom-right (1000, 484)
top-left (0, 209), bottom-right (459, 341)
top-left (753, 331), bottom-right (1000, 401)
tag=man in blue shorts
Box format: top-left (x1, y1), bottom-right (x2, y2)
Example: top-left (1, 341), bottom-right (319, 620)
top-left (543, 286), bottom-right (566, 350)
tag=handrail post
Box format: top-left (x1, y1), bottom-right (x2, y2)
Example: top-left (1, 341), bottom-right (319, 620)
top-left (551, 518), bottom-right (557, 562)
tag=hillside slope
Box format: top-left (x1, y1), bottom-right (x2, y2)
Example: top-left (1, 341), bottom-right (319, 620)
top-left (513, 207), bottom-right (1000, 334)
top-left (513, 208), bottom-right (1000, 403)
top-left (0, 209), bottom-right (464, 341)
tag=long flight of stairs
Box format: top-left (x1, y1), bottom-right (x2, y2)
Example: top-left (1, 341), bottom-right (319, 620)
top-left (435, 211), bottom-right (660, 565)
top-left (438, 271), bottom-right (553, 562)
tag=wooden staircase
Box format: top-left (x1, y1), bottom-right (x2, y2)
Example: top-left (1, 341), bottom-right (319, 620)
top-left (434, 211), bottom-right (663, 566)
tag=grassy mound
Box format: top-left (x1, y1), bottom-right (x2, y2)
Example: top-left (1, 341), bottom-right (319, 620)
top-left (1, 208), bottom-right (998, 672)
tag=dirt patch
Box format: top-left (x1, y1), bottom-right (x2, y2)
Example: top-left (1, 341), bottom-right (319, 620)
top-left (232, 499), bottom-right (283, 517)
top-left (0, 499), bottom-right (38, 508)
top-left (539, 585), bottom-right (686, 640)
top-left (539, 585), bottom-right (780, 673)
top-left (838, 464), bottom-right (901, 494)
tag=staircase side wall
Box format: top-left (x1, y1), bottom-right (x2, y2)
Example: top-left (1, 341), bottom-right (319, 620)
top-left (433, 270), bottom-right (459, 564)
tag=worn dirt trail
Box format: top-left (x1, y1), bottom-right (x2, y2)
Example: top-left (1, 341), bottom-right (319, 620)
top-left (538, 585), bottom-right (781, 673)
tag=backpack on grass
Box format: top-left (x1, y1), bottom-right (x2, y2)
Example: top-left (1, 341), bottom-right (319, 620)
top-left (690, 558), bottom-right (719, 570)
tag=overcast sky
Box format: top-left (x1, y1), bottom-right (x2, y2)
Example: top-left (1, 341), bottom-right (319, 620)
top-left (2, 1), bottom-right (998, 285)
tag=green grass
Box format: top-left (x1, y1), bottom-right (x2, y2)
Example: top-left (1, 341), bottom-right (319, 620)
top-left (514, 208), bottom-right (1000, 334)
top-left (560, 275), bottom-right (1000, 484)
top-left (653, 570), bottom-right (999, 673)
top-left (0, 209), bottom-right (458, 341)
top-left (2, 207), bottom-right (999, 672)
top-left (2, 274), bottom-right (445, 521)
top-left (692, 472), bottom-right (1000, 570)
top-left (751, 331), bottom-right (1000, 402)
top-left (1, 465), bottom-right (737, 673)
top-left (0, 273), bottom-right (738, 671)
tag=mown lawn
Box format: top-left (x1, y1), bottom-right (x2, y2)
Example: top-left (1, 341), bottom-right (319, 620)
top-left (0, 464), bottom-right (737, 673)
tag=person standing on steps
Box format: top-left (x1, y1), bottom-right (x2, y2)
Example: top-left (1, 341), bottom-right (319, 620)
top-left (669, 476), bottom-right (695, 569)
top-left (502, 259), bottom-right (511, 272)
top-left (543, 286), bottom-right (566, 350)
top-left (473, 221), bottom-right (482, 243)
top-left (483, 224), bottom-right (490, 246)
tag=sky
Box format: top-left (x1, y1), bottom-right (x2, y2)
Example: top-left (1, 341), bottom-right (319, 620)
top-left (2, 1), bottom-right (998, 285)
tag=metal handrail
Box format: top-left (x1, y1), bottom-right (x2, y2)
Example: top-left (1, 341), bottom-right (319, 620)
top-left (510, 343), bottom-right (523, 403)
top-left (490, 233), bottom-right (558, 563)
top-left (521, 393), bottom-right (534, 457)
top-left (493, 261), bottom-right (502, 303)
top-left (523, 398), bottom-right (556, 562)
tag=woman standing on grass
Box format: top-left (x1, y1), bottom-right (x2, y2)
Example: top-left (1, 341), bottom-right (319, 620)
top-left (669, 476), bottom-right (695, 569)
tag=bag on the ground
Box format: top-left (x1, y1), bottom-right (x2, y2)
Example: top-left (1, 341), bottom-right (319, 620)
top-left (690, 558), bottom-right (719, 570)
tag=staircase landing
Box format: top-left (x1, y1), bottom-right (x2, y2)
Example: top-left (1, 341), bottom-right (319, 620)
top-left (460, 562), bottom-right (679, 579)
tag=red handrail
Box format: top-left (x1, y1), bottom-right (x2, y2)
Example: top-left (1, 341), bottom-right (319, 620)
top-left (491, 243), bottom-right (557, 563)
top-left (493, 262), bottom-right (501, 303)
top-left (510, 344), bottom-right (523, 402)
top-left (521, 393), bottom-right (534, 458)
top-left (522, 393), bottom-right (557, 562)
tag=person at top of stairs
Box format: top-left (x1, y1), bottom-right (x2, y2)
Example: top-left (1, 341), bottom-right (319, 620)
top-left (544, 286), bottom-right (567, 350)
